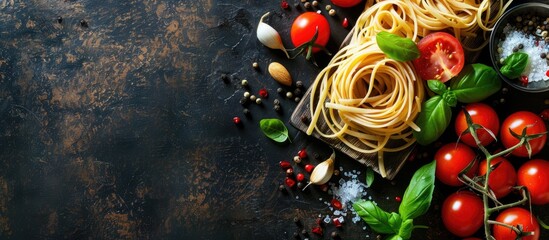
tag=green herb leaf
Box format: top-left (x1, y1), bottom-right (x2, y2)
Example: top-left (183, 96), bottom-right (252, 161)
top-left (365, 168), bottom-right (375, 188)
top-left (500, 52), bottom-right (528, 79)
top-left (399, 161), bottom-right (436, 220)
top-left (398, 219), bottom-right (414, 240)
top-left (386, 234), bottom-right (405, 240)
top-left (427, 80), bottom-right (447, 95)
top-left (413, 96), bottom-right (452, 146)
top-left (376, 31), bottom-right (420, 62)
top-left (450, 63), bottom-right (501, 103)
top-left (353, 200), bottom-right (401, 234)
top-left (259, 118), bottom-right (290, 142)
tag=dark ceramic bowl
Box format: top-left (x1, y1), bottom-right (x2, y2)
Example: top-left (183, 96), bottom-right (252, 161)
top-left (489, 2), bottom-right (549, 93)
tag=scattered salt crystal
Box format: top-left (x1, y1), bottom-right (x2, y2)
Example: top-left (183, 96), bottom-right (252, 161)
top-left (338, 216), bottom-right (345, 223)
top-left (319, 198), bottom-right (323, 201)
top-left (324, 215), bottom-right (331, 224)
top-left (339, 166), bottom-right (343, 171)
top-left (329, 207), bottom-right (333, 211)
top-left (352, 216), bottom-right (361, 223)
top-left (334, 210), bottom-right (341, 216)
top-left (296, 196), bottom-right (299, 199)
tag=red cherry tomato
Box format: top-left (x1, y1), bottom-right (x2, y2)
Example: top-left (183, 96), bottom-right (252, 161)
top-left (435, 143), bottom-right (478, 186)
top-left (290, 12), bottom-right (331, 53)
top-left (455, 103), bottom-right (500, 147)
top-left (478, 157), bottom-right (516, 199)
top-left (500, 111), bottom-right (547, 157)
top-left (517, 159), bottom-right (549, 205)
top-left (493, 207), bottom-right (540, 240)
top-left (441, 191), bottom-right (484, 237)
top-left (413, 32), bottom-right (465, 82)
top-left (330, 0), bottom-right (362, 7)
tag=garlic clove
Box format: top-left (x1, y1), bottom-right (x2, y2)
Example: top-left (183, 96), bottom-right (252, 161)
top-left (256, 12), bottom-right (290, 58)
top-left (303, 151), bottom-right (335, 190)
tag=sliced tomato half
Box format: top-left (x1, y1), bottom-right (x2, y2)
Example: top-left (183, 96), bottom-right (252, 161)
top-left (413, 32), bottom-right (465, 82)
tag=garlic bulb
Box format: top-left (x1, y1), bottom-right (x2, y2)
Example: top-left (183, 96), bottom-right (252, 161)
top-left (256, 12), bottom-right (290, 59)
top-left (303, 151), bottom-right (335, 190)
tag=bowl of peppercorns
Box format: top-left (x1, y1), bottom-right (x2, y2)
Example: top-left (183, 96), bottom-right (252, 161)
top-left (490, 2), bottom-right (549, 93)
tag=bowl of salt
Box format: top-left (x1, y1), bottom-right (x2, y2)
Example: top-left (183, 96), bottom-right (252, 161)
top-left (490, 2), bottom-right (549, 93)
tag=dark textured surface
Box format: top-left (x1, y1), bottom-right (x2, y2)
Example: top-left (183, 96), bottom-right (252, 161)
top-left (0, 0), bottom-right (547, 240)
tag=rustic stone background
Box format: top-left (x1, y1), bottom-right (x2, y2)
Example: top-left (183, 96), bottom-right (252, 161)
top-left (0, 0), bottom-right (547, 239)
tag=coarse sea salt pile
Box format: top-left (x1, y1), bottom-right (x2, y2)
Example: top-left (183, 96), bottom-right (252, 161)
top-left (497, 24), bottom-right (549, 82)
top-left (320, 168), bottom-right (372, 224)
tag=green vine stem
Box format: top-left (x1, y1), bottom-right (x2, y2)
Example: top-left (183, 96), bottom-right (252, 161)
top-left (457, 108), bottom-right (547, 239)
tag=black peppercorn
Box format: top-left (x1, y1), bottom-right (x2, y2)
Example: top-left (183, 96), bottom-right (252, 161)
top-left (293, 216), bottom-right (302, 226)
top-left (243, 108), bottom-right (250, 115)
top-left (542, 53), bottom-right (547, 59)
top-left (293, 232), bottom-right (301, 239)
top-left (296, 80), bottom-right (304, 88)
top-left (80, 19), bottom-right (88, 28)
top-left (512, 47), bottom-right (519, 52)
top-left (277, 87), bottom-right (284, 94)
top-left (294, 88), bottom-right (302, 96)
top-left (57, 16), bottom-right (63, 24)
top-left (274, 105), bottom-right (281, 112)
top-left (301, 229), bottom-right (309, 237)
top-left (221, 74), bottom-right (229, 83)
top-left (240, 97), bottom-right (248, 105)
top-left (518, 43), bottom-right (524, 49)
top-left (273, 99), bottom-right (280, 105)
top-left (279, 184), bottom-right (286, 192)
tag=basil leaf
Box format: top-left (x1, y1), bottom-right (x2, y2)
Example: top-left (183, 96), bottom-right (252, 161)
top-left (399, 161), bottom-right (436, 220)
top-left (500, 52), bottom-right (528, 79)
top-left (376, 31), bottom-right (420, 62)
top-left (353, 200), bottom-right (400, 234)
top-left (386, 234), bottom-right (404, 240)
top-left (427, 80), bottom-right (447, 95)
top-left (365, 167), bottom-right (375, 188)
top-left (259, 118), bottom-right (290, 142)
top-left (413, 96), bottom-right (452, 146)
top-left (450, 64), bottom-right (501, 103)
top-left (398, 219), bottom-right (414, 240)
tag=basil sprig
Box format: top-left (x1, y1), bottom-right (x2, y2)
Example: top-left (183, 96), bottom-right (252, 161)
top-left (376, 31), bottom-right (420, 62)
top-left (259, 118), bottom-right (290, 143)
top-left (353, 161), bottom-right (436, 240)
top-left (413, 63), bottom-right (501, 145)
top-left (500, 52), bottom-right (528, 79)
top-left (450, 64), bottom-right (501, 103)
top-left (413, 82), bottom-right (454, 146)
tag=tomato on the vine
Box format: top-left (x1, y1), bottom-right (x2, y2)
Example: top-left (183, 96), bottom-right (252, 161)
top-left (478, 157), bottom-right (516, 199)
top-left (413, 32), bottom-right (465, 82)
top-left (441, 191), bottom-right (484, 237)
top-left (493, 207), bottom-right (540, 240)
top-left (290, 12), bottom-right (331, 53)
top-left (455, 103), bottom-right (500, 147)
top-left (500, 111), bottom-right (547, 157)
top-left (330, 0), bottom-right (362, 7)
top-left (435, 143), bottom-right (478, 186)
top-left (517, 159), bottom-right (549, 205)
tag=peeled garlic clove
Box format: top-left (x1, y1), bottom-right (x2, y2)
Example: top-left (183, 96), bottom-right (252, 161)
top-left (303, 151), bottom-right (335, 190)
top-left (256, 12), bottom-right (290, 59)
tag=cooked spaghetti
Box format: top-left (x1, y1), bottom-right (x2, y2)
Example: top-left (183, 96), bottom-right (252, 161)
top-left (306, 0), bottom-right (511, 177)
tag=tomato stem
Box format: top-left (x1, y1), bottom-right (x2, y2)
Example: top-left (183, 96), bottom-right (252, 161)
top-left (457, 108), bottom-right (540, 240)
